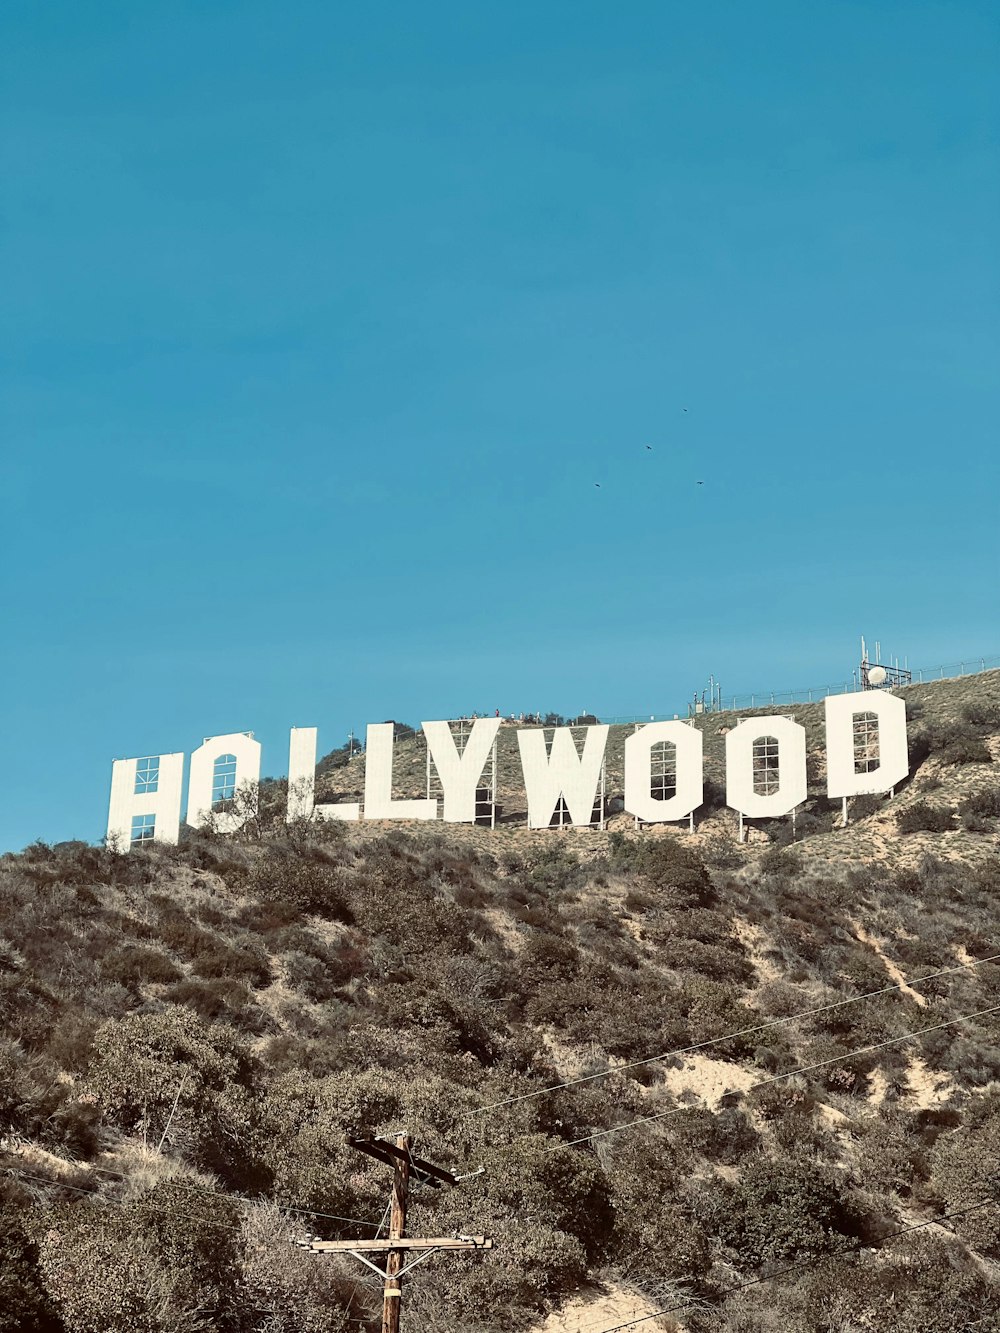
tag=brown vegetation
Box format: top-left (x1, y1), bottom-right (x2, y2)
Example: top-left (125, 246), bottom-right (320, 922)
top-left (2, 672), bottom-right (1000, 1331)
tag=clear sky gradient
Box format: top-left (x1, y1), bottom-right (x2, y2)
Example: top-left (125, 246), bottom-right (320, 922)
top-left (2, 1), bottom-right (998, 850)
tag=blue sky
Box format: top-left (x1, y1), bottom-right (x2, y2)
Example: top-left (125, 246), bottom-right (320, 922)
top-left (2, 1), bottom-right (997, 850)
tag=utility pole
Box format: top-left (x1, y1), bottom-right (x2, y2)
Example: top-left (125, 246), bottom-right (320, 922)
top-left (382, 1131), bottom-right (409, 1331)
top-left (299, 1132), bottom-right (492, 1333)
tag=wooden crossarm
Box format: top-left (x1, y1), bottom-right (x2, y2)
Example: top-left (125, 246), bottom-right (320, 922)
top-left (347, 1135), bottom-right (458, 1186)
top-left (346, 1138), bottom-right (398, 1171)
top-left (307, 1236), bottom-right (493, 1253)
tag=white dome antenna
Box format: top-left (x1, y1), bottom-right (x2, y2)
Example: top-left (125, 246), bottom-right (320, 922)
top-left (857, 638), bottom-right (910, 691)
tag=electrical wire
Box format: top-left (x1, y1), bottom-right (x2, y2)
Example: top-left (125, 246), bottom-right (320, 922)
top-left (1, 1153), bottom-right (389, 1244)
top-left (460, 948), bottom-right (1000, 1120)
top-left (4, 936), bottom-right (997, 1320)
top-left (540, 1000), bottom-right (1000, 1154)
top-left (0, 1151), bottom-right (385, 1234)
top-left (5, 1164), bottom-right (394, 1320)
top-left (3, 1166), bottom-right (248, 1236)
top-left (373, 1198), bottom-right (392, 1240)
top-left (589, 1196), bottom-right (1000, 1333)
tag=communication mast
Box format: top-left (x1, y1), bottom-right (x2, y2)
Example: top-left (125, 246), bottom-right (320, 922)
top-left (687, 674), bottom-right (722, 717)
top-left (856, 636), bottom-right (911, 691)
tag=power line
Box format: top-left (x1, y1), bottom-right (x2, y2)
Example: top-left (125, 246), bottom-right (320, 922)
top-left (3, 1166), bottom-right (248, 1237)
top-left (2, 1151), bottom-right (385, 1234)
top-left (540, 1001), bottom-right (1000, 1154)
top-left (5, 1165), bottom-right (385, 1322)
top-left (461, 949), bottom-right (1000, 1120)
top-left (590, 1196), bottom-right (1000, 1333)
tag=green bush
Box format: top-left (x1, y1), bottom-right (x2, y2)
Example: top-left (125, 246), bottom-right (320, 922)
top-left (958, 787), bottom-right (1000, 830)
top-left (787, 1234), bottom-right (998, 1333)
top-left (0, 1199), bottom-right (65, 1333)
top-left (855, 1115), bottom-right (926, 1195)
top-left (667, 1106), bottom-right (759, 1166)
top-left (86, 1007), bottom-right (266, 1188)
top-left (0, 1042), bottom-right (101, 1158)
top-left (758, 845), bottom-right (803, 879)
top-left (280, 950), bottom-right (343, 1002)
top-left (150, 901), bottom-right (220, 960)
top-left (703, 1152), bottom-right (869, 1268)
top-left (189, 938), bottom-right (272, 988)
top-left (928, 1090), bottom-right (1000, 1256)
top-left (603, 1138), bottom-right (710, 1283)
top-left (166, 977), bottom-right (270, 1033)
top-left (851, 793), bottom-right (884, 820)
top-left (922, 721), bottom-right (991, 766)
top-left (607, 833), bottom-right (715, 909)
top-left (38, 1183), bottom-right (243, 1333)
top-left (961, 700), bottom-right (1000, 729)
top-left (896, 801), bottom-right (954, 833)
top-left (99, 946), bottom-right (181, 989)
top-left (646, 933), bottom-right (754, 986)
top-left (246, 845), bottom-right (355, 922)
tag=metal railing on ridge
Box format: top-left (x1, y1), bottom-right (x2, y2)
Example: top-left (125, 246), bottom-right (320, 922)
top-left (601, 653), bottom-right (1000, 724)
top-left (341, 655), bottom-right (1000, 747)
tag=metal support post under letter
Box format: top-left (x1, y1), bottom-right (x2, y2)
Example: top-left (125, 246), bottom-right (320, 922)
top-left (491, 737), bottom-right (497, 829)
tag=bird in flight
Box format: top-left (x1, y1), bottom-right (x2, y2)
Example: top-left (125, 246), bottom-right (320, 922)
top-left (645, 444), bottom-right (653, 450)
top-left (683, 407), bottom-right (689, 413)
top-left (594, 482), bottom-right (601, 488)
top-left (696, 480), bottom-right (704, 485)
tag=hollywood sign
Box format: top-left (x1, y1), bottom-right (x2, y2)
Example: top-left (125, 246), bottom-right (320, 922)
top-left (106, 690), bottom-right (909, 849)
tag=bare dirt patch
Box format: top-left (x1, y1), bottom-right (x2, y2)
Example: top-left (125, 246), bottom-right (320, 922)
top-left (906, 1055), bottom-right (956, 1110)
top-left (658, 1053), bottom-right (758, 1109)
top-left (533, 1281), bottom-right (675, 1332)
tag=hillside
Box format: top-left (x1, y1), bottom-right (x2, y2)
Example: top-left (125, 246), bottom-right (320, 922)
top-left (316, 671), bottom-right (1000, 853)
top-left (2, 672), bottom-right (1000, 1332)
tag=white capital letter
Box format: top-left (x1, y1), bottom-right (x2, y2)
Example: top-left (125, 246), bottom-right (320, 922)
top-left (287, 727), bottom-right (360, 822)
top-left (363, 723), bottom-right (436, 821)
top-left (517, 725), bottom-right (609, 829)
top-left (624, 721), bottom-right (703, 823)
top-left (423, 718), bottom-right (501, 823)
top-left (107, 752), bottom-right (185, 851)
top-left (187, 732), bottom-right (261, 832)
top-left (825, 690), bottom-right (908, 797)
top-left (726, 716), bottom-right (807, 818)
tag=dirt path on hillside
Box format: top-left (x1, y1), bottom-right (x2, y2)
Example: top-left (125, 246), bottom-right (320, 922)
top-left (533, 1282), bottom-right (678, 1332)
top-left (849, 919), bottom-right (928, 1007)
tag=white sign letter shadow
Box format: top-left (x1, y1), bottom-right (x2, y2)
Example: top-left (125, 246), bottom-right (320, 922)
top-left (624, 721), bottom-right (703, 823)
top-left (517, 724), bottom-right (609, 829)
top-left (363, 723), bottom-right (436, 821)
top-left (825, 690), bottom-right (908, 798)
top-left (424, 718), bottom-right (501, 823)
